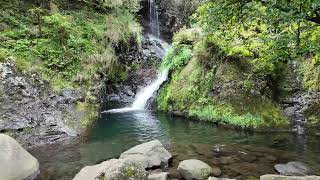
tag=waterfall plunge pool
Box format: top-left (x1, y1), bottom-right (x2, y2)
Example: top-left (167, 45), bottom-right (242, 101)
top-left (30, 111), bottom-right (320, 179)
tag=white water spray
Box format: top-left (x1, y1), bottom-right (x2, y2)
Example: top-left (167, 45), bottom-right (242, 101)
top-left (131, 69), bottom-right (168, 109)
top-left (103, 0), bottom-right (167, 114)
top-left (105, 69), bottom-right (168, 113)
top-left (148, 0), bottom-right (160, 38)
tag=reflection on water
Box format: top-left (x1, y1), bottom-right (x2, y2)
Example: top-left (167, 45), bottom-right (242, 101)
top-left (31, 111), bottom-right (320, 180)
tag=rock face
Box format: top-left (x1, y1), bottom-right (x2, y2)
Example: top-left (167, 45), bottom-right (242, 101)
top-left (148, 172), bottom-right (169, 180)
top-left (177, 159), bottom-right (213, 180)
top-left (103, 35), bottom-right (163, 109)
top-left (274, 161), bottom-right (314, 176)
top-left (73, 159), bottom-right (148, 180)
top-left (120, 140), bottom-right (172, 169)
top-left (260, 174), bottom-right (320, 180)
top-left (0, 60), bottom-right (84, 147)
top-left (0, 134), bottom-right (40, 180)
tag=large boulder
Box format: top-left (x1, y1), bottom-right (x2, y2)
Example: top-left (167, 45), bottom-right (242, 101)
top-left (260, 174), bottom-right (320, 180)
top-left (120, 140), bottom-right (172, 169)
top-left (274, 161), bottom-right (314, 176)
top-left (0, 134), bottom-right (39, 180)
top-left (177, 159), bottom-right (213, 180)
top-left (73, 159), bottom-right (148, 180)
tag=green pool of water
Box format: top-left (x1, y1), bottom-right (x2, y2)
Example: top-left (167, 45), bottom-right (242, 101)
top-left (31, 111), bottom-right (320, 180)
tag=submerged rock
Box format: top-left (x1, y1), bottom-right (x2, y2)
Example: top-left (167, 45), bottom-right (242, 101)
top-left (274, 161), bottom-right (314, 176)
top-left (177, 159), bottom-right (214, 180)
top-left (73, 159), bottom-right (148, 180)
top-left (120, 140), bottom-right (172, 169)
top-left (208, 177), bottom-right (236, 180)
top-left (148, 172), bottom-right (169, 180)
top-left (260, 174), bottom-right (320, 180)
top-left (0, 134), bottom-right (39, 180)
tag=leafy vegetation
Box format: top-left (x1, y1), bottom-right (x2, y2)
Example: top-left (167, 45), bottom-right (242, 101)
top-left (158, 0), bottom-right (320, 129)
top-left (0, 0), bottom-right (141, 91)
top-left (0, 0), bottom-right (142, 126)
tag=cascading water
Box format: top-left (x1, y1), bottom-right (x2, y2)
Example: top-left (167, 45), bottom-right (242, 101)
top-left (148, 0), bottom-right (160, 38)
top-left (131, 69), bottom-right (168, 109)
top-left (105, 69), bottom-right (168, 113)
top-left (104, 0), bottom-right (167, 113)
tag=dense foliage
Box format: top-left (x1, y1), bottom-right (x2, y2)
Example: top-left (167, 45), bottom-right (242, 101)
top-left (0, 0), bottom-right (142, 126)
top-left (157, 0), bottom-right (320, 129)
top-left (194, 0), bottom-right (320, 89)
top-left (0, 0), bottom-right (141, 90)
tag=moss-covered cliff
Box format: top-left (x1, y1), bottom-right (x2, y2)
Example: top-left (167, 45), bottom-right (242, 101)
top-left (157, 29), bottom-right (289, 129)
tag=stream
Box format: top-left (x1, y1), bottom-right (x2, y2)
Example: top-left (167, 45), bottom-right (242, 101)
top-left (31, 111), bottom-right (320, 179)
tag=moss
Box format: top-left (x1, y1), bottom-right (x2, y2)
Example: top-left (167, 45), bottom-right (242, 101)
top-left (157, 39), bottom-right (289, 129)
top-left (300, 55), bottom-right (320, 91)
top-left (76, 101), bottom-right (99, 128)
top-left (124, 167), bottom-right (137, 177)
top-left (305, 100), bottom-right (320, 127)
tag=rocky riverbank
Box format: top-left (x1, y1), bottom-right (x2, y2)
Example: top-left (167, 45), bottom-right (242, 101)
top-left (72, 139), bottom-right (320, 180)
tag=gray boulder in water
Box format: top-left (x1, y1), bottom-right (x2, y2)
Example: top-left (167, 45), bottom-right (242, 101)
top-left (0, 134), bottom-right (39, 180)
top-left (261, 174), bottom-right (320, 180)
top-left (177, 159), bottom-right (213, 180)
top-left (120, 140), bottom-right (172, 169)
top-left (73, 159), bottom-right (148, 180)
top-left (274, 161), bottom-right (314, 176)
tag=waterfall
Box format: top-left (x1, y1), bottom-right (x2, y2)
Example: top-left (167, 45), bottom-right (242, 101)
top-left (105, 69), bottom-right (168, 113)
top-left (131, 69), bottom-right (168, 109)
top-left (148, 0), bottom-right (160, 38)
top-left (103, 0), bottom-right (167, 114)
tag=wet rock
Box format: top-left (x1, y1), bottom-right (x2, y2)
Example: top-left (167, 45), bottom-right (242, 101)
top-left (0, 134), bottom-right (40, 180)
top-left (274, 161), bottom-right (314, 176)
top-left (120, 140), bottom-right (172, 169)
top-left (219, 156), bottom-right (237, 165)
top-left (73, 159), bottom-right (148, 180)
top-left (265, 155), bottom-right (277, 161)
top-left (208, 177), bottom-right (236, 180)
top-left (148, 172), bottom-right (169, 180)
top-left (239, 153), bottom-right (257, 163)
top-left (0, 61), bottom-right (82, 147)
top-left (177, 159), bottom-right (214, 180)
top-left (260, 174), bottom-right (320, 180)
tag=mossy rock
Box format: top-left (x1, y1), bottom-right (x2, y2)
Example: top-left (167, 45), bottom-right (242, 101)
top-left (157, 41), bottom-right (289, 129)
